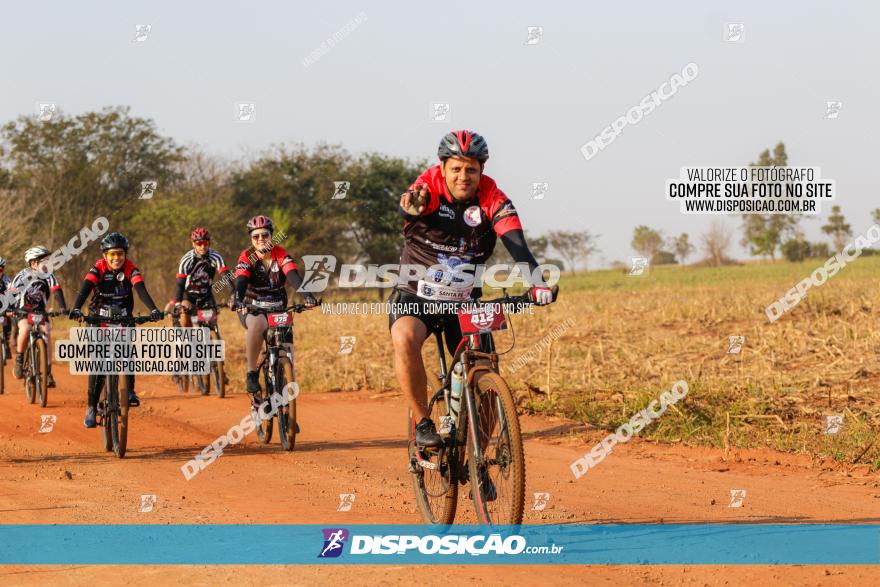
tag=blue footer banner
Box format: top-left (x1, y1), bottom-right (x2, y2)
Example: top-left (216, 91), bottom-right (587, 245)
top-left (0, 524), bottom-right (878, 564)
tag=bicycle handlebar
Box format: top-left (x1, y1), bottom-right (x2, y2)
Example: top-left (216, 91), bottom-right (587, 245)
top-left (79, 314), bottom-right (162, 326)
top-left (11, 309), bottom-right (66, 318)
top-left (479, 285), bottom-right (559, 306)
top-left (235, 299), bottom-right (322, 315)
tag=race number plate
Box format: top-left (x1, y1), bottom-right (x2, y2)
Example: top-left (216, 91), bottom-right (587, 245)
top-left (268, 312), bottom-right (292, 327)
top-left (457, 303), bottom-right (507, 334)
top-left (28, 313), bottom-right (44, 326)
top-left (197, 309), bottom-right (214, 322)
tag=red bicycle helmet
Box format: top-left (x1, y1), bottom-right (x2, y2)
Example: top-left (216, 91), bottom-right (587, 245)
top-left (437, 130), bottom-right (489, 163)
top-left (190, 227), bottom-right (210, 242)
top-left (246, 215), bottom-right (274, 234)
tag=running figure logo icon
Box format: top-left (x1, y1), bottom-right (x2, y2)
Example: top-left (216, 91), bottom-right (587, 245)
top-left (532, 492), bottom-right (550, 511)
top-left (133, 24), bottom-right (152, 42)
top-left (337, 493), bottom-right (356, 511)
top-left (824, 101), bottom-right (842, 120)
top-left (39, 415), bottom-right (56, 433)
top-left (37, 103), bottom-right (57, 122)
top-left (140, 181), bottom-right (157, 200)
top-left (629, 257), bottom-right (649, 276)
top-left (318, 528), bottom-right (350, 558)
top-left (728, 489), bottom-right (746, 508)
top-left (430, 103), bottom-right (450, 122)
top-left (727, 335), bottom-right (745, 354)
top-left (299, 255), bottom-right (337, 293)
top-left (524, 26), bottom-right (543, 45)
top-left (725, 23), bottom-right (744, 42)
top-left (338, 336), bottom-right (356, 356)
top-left (824, 415), bottom-right (844, 434)
top-left (332, 181), bottom-right (350, 200)
top-left (138, 495), bottom-right (157, 512)
top-left (532, 182), bottom-right (548, 200)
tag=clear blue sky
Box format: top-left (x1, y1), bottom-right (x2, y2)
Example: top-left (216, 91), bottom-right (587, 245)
top-left (2, 1), bottom-right (877, 266)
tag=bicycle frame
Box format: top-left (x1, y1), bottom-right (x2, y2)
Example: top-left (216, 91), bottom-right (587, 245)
top-left (424, 329), bottom-right (498, 462)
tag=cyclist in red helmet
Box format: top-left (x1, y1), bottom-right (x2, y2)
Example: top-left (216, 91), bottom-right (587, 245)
top-left (167, 227), bottom-right (233, 327)
top-left (390, 130), bottom-right (556, 449)
top-left (231, 215), bottom-right (317, 409)
top-left (164, 228), bottom-right (233, 386)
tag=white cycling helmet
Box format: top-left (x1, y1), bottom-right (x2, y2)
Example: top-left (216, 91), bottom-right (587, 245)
top-left (24, 246), bottom-right (50, 264)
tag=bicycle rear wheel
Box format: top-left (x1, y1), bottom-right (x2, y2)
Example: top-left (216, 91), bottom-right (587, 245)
top-left (255, 367), bottom-right (273, 444)
top-left (211, 330), bottom-right (225, 398)
top-left (116, 374), bottom-right (129, 458)
top-left (466, 371), bottom-right (525, 526)
top-left (409, 370), bottom-right (458, 525)
top-left (195, 373), bottom-right (208, 395)
top-left (278, 359), bottom-right (296, 451)
top-left (212, 361), bottom-right (226, 398)
top-left (35, 338), bottom-right (48, 407)
top-left (25, 346), bottom-right (35, 404)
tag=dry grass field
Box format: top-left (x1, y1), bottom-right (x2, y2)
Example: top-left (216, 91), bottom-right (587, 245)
top-left (70, 256), bottom-right (880, 469)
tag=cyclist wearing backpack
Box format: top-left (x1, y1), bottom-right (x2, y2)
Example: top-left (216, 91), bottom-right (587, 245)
top-left (10, 247), bottom-right (68, 386)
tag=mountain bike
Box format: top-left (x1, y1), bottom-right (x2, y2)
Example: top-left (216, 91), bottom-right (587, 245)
top-left (79, 311), bottom-right (161, 458)
top-left (12, 309), bottom-right (63, 407)
top-left (0, 312), bottom-right (8, 395)
top-left (238, 300), bottom-right (318, 451)
top-left (407, 286), bottom-right (558, 525)
top-left (169, 306), bottom-right (196, 394)
top-left (190, 305), bottom-right (226, 397)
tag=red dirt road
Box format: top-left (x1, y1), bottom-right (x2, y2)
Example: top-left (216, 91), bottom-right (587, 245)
top-left (1, 365), bottom-right (879, 585)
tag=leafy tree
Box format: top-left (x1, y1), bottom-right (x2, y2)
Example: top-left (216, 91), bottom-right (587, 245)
top-left (345, 153), bottom-right (427, 266)
top-left (650, 251), bottom-right (675, 265)
top-left (671, 233), bottom-right (694, 266)
top-left (0, 106), bottom-right (184, 286)
top-left (547, 230), bottom-right (600, 273)
top-left (228, 144), bottom-right (355, 263)
top-left (630, 226), bottom-right (663, 260)
top-left (739, 141), bottom-right (797, 260)
top-left (821, 205), bottom-right (852, 252)
top-left (701, 221), bottom-right (733, 267)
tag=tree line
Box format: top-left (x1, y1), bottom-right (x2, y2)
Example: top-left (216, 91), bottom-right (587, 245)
top-left (0, 107), bottom-right (600, 302)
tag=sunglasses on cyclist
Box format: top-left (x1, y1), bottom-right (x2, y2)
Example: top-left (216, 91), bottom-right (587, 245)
top-left (192, 239), bottom-right (210, 245)
top-left (251, 232), bottom-right (272, 240)
top-left (104, 250), bottom-right (126, 259)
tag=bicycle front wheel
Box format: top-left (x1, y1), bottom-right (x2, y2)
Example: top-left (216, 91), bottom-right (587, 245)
top-left (212, 330), bottom-right (225, 398)
top-left (35, 338), bottom-right (48, 407)
top-left (116, 374), bottom-right (129, 458)
top-left (409, 370), bottom-right (458, 525)
top-left (278, 359), bottom-right (296, 451)
top-left (255, 367), bottom-right (273, 444)
top-left (466, 372), bottom-right (525, 525)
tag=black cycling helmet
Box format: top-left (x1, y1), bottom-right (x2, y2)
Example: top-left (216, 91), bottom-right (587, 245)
top-left (438, 130), bottom-right (489, 163)
top-left (100, 232), bottom-right (129, 252)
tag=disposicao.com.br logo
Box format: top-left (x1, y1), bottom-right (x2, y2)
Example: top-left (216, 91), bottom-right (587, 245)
top-left (317, 529), bottom-right (563, 558)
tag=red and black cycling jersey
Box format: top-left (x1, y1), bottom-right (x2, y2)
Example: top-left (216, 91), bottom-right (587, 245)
top-left (397, 164), bottom-right (523, 296)
top-left (234, 245), bottom-right (297, 304)
top-left (174, 248), bottom-right (229, 300)
top-left (9, 268), bottom-right (63, 312)
top-left (83, 258), bottom-right (144, 314)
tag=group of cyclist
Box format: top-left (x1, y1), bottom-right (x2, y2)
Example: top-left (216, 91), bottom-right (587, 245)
top-left (0, 130), bottom-right (556, 454)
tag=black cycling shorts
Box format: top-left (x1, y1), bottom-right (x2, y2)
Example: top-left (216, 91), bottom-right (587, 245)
top-left (182, 291), bottom-right (216, 309)
top-left (387, 289), bottom-right (468, 356)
